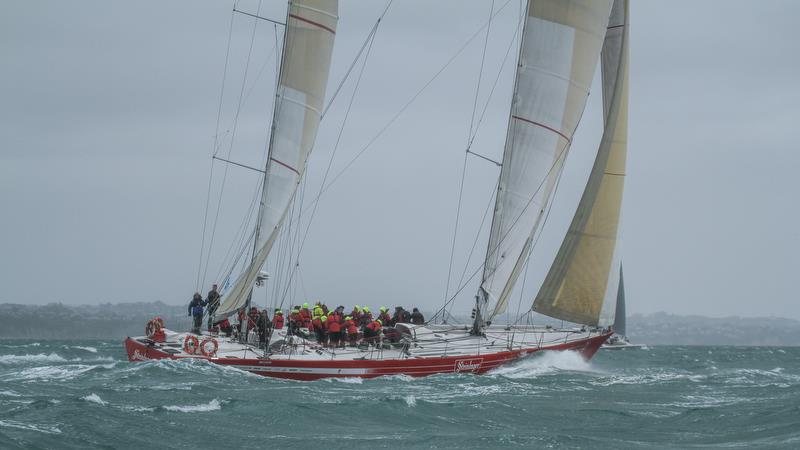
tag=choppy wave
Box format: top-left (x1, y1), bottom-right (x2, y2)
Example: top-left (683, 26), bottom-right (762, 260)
top-left (1, 340), bottom-right (799, 449)
top-left (163, 398), bottom-right (224, 413)
top-left (489, 350), bottom-right (597, 378)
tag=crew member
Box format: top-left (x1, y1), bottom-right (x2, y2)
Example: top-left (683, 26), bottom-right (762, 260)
top-left (272, 309), bottom-right (285, 329)
top-left (206, 283), bottom-right (221, 331)
top-left (344, 316), bottom-right (359, 345)
top-left (364, 318), bottom-right (382, 345)
top-left (188, 292), bottom-right (206, 334)
top-left (327, 312), bottom-right (342, 348)
top-left (378, 307), bottom-right (392, 325)
top-left (410, 307), bottom-right (425, 325)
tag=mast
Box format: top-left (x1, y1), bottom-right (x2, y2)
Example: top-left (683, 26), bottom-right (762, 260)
top-left (532, 0), bottom-right (629, 326)
top-left (476, 0), bottom-right (614, 326)
top-left (215, 0), bottom-right (339, 319)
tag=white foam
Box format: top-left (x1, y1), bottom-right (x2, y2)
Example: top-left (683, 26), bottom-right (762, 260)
top-left (82, 393), bottom-right (108, 406)
top-left (13, 364), bottom-right (97, 382)
top-left (0, 353), bottom-right (67, 364)
top-left (73, 346), bottom-right (98, 353)
top-left (489, 350), bottom-right (595, 379)
top-left (404, 395), bottom-right (417, 407)
top-left (163, 398), bottom-right (223, 413)
top-left (0, 390), bottom-right (21, 397)
top-left (326, 377), bottom-right (363, 384)
top-left (0, 419), bottom-right (61, 435)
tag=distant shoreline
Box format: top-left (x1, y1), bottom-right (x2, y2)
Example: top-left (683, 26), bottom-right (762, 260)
top-left (1, 302), bottom-right (798, 346)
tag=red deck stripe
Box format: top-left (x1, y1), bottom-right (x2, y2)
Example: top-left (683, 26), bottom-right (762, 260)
top-left (512, 115), bottom-right (572, 143)
top-left (270, 157), bottom-right (300, 176)
top-left (289, 13), bottom-right (336, 35)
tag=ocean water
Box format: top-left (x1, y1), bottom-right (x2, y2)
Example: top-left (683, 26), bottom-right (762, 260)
top-left (1, 341), bottom-right (798, 449)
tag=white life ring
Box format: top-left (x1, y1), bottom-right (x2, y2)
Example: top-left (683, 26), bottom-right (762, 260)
top-left (200, 338), bottom-right (218, 357)
top-left (183, 335), bottom-right (199, 354)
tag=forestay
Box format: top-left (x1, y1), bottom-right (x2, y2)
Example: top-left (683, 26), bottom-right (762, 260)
top-left (532, 0), bottom-right (628, 326)
top-left (481, 0), bottom-right (613, 320)
top-left (216, 0), bottom-right (338, 317)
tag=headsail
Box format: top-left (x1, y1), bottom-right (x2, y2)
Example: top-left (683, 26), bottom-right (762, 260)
top-left (613, 264), bottom-right (626, 336)
top-left (481, 0), bottom-right (613, 320)
top-left (215, 0), bottom-right (338, 317)
top-left (532, 0), bottom-right (628, 326)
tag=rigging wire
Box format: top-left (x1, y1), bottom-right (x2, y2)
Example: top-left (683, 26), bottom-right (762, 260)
top-left (196, 7), bottom-right (236, 291)
top-left (275, 3), bottom-right (390, 308)
top-left (441, 0), bottom-right (497, 322)
top-left (201, 0), bottom-right (264, 289)
top-left (299, 0), bottom-right (517, 216)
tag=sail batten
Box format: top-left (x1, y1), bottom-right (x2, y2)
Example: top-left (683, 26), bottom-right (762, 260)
top-left (532, 0), bottom-right (629, 326)
top-left (215, 0), bottom-right (338, 318)
top-left (481, 0), bottom-right (613, 320)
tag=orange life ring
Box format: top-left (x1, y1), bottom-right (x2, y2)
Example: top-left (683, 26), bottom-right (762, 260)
top-left (183, 335), bottom-right (199, 354)
top-left (200, 338), bottom-right (218, 357)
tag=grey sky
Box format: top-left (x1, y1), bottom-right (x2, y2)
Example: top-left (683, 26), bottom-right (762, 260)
top-left (1, 1), bottom-right (798, 320)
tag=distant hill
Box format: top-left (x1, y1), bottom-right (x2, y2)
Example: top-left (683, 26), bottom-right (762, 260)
top-left (0, 303), bottom-right (798, 345)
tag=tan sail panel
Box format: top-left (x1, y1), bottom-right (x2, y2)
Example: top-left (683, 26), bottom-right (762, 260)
top-left (532, 0), bottom-right (628, 326)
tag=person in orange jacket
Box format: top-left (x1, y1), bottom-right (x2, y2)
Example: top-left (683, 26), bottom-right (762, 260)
top-left (344, 316), bottom-right (359, 346)
top-left (327, 312), bottom-right (342, 348)
top-left (272, 309), bottom-right (285, 329)
top-left (364, 319), bottom-right (382, 345)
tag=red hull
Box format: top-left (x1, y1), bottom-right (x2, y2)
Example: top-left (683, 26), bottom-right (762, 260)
top-left (125, 332), bottom-right (610, 381)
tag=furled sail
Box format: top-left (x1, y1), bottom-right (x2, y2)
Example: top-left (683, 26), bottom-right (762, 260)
top-left (481, 0), bottom-right (613, 320)
top-left (216, 0), bottom-right (338, 317)
top-left (532, 0), bottom-right (628, 326)
top-left (613, 264), bottom-right (626, 336)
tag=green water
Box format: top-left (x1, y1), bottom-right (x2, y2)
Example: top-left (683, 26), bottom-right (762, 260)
top-left (1, 340), bottom-right (798, 449)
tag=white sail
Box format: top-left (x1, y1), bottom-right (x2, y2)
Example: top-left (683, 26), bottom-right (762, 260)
top-left (216, 0), bottom-right (338, 317)
top-left (532, 0), bottom-right (628, 326)
top-left (481, 0), bottom-right (613, 319)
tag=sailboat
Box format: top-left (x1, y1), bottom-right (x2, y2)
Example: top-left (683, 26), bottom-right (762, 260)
top-left (602, 266), bottom-right (644, 349)
top-left (125, 0), bottom-right (631, 381)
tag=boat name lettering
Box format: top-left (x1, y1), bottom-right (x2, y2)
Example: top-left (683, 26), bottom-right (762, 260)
top-left (455, 358), bottom-right (483, 372)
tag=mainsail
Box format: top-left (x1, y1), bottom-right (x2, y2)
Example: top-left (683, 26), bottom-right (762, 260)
top-left (613, 264), bottom-right (626, 336)
top-left (216, 0), bottom-right (338, 317)
top-left (481, 0), bottom-right (613, 320)
top-left (532, 0), bottom-right (628, 326)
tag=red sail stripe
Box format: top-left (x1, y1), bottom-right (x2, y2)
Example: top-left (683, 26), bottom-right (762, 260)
top-left (289, 13), bottom-right (336, 35)
top-left (270, 157), bottom-right (300, 176)
top-left (511, 115), bottom-right (572, 143)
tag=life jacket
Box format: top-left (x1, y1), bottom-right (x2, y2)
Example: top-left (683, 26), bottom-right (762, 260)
top-left (312, 318), bottom-right (322, 332)
top-left (379, 312), bottom-right (391, 324)
top-left (366, 321), bottom-right (381, 333)
top-left (328, 320), bottom-right (342, 333)
top-left (345, 320), bottom-right (358, 335)
top-left (289, 312), bottom-right (302, 326)
top-left (152, 328), bottom-right (166, 343)
top-left (299, 308), bottom-right (311, 320)
top-left (273, 314), bottom-right (284, 329)
top-left (330, 312), bottom-right (343, 324)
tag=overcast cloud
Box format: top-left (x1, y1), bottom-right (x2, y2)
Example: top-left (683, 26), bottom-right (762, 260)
top-left (1, 1), bottom-right (798, 319)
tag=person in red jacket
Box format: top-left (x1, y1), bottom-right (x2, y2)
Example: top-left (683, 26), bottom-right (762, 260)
top-left (311, 315), bottom-right (324, 344)
top-left (364, 319), bottom-right (382, 345)
top-left (360, 307), bottom-right (374, 327)
top-left (327, 312), bottom-right (342, 348)
top-left (272, 309), bottom-right (284, 329)
top-left (344, 316), bottom-right (359, 346)
top-left (349, 305), bottom-right (361, 323)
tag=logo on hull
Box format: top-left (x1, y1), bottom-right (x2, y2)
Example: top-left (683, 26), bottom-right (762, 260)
top-left (454, 358), bottom-right (483, 373)
top-left (131, 349), bottom-right (150, 361)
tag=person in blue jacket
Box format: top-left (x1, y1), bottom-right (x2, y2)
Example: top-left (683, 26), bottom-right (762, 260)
top-left (188, 292), bottom-right (207, 334)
